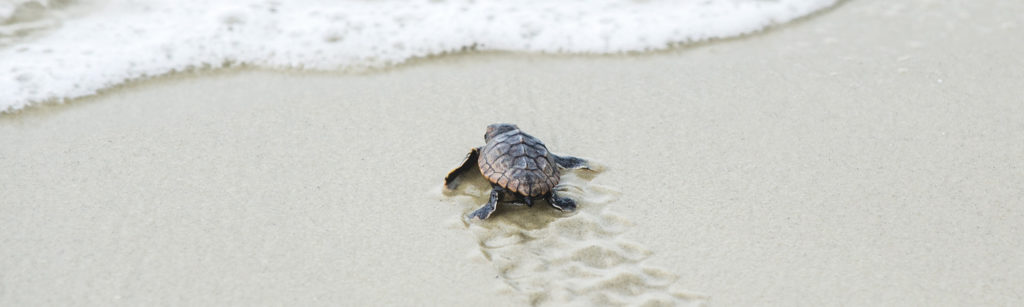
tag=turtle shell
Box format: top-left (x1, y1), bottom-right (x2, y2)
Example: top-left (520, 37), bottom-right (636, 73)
top-left (478, 130), bottom-right (559, 197)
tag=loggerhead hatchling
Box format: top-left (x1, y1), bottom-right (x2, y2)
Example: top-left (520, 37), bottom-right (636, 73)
top-left (444, 123), bottom-right (591, 220)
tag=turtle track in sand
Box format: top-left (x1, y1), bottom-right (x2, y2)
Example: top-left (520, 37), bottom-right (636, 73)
top-left (443, 163), bottom-right (706, 306)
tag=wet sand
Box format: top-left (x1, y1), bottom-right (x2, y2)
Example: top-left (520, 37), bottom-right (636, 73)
top-left (2, 0), bottom-right (1023, 305)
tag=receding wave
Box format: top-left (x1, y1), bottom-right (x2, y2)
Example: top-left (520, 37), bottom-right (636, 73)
top-left (0, 0), bottom-right (837, 112)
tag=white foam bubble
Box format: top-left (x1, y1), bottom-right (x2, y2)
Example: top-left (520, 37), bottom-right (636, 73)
top-left (0, 0), bottom-right (837, 112)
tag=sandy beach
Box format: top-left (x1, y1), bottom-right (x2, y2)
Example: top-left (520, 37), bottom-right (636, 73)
top-left (3, 0), bottom-right (1023, 305)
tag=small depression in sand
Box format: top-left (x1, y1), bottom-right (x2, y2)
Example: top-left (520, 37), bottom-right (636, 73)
top-left (441, 162), bottom-right (705, 306)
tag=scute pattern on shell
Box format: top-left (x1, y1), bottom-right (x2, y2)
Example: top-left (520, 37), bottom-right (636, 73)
top-left (478, 130), bottom-right (559, 197)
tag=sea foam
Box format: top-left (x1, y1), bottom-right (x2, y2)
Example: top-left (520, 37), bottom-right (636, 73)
top-left (0, 0), bottom-right (837, 112)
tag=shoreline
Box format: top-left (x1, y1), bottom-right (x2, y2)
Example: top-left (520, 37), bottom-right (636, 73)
top-left (3, 0), bottom-right (853, 115)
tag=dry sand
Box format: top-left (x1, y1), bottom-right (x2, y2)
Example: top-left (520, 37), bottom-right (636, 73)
top-left (2, 0), bottom-right (1023, 305)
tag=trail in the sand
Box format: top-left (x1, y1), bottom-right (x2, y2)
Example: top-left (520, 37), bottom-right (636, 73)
top-left (444, 164), bottom-right (705, 306)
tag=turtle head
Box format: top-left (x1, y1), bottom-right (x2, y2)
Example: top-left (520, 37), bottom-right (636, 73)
top-left (484, 123), bottom-right (519, 142)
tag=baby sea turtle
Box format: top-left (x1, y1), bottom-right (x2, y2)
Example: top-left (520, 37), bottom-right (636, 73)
top-left (444, 123), bottom-right (591, 220)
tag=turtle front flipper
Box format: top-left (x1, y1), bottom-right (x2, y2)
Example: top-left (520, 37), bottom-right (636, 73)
top-left (552, 154), bottom-right (591, 170)
top-left (444, 147), bottom-right (480, 191)
top-left (468, 188), bottom-right (502, 220)
top-left (548, 192), bottom-right (577, 212)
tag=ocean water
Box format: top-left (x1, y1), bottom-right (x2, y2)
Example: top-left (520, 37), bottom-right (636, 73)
top-left (0, 0), bottom-right (837, 112)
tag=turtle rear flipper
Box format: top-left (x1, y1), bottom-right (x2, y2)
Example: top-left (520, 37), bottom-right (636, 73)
top-left (548, 193), bottom-right (577, 212)
top-left (552, 154), bottom-right (591, 171)
top-left (468, 188), bottom-right (502, 220)
top-left (444, 147), bottom-right (480, 191)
